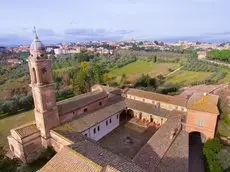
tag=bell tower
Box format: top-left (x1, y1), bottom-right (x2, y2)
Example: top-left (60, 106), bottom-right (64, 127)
top-left (28, 28), bottom-right (59, 140)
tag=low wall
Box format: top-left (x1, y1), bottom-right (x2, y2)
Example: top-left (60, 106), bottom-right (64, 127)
top-left (50, 131), bottom-right (73, 152)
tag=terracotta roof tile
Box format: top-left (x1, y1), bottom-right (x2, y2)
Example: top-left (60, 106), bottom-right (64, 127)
top-left (40, 147), bottom-right (103, 172)
top-left (125, 99), bottom-right (186, 119)
top-left (156, 131), bottom-right (189, 172)
top-left (54, 99), bottom-right (126, 133)
top-left (187, 93), bottom-right (219, 114)
top-left (57, 91), bottom-right (108, 115)
top-left (14, 122), bottom-right (39, 139)
top-left (70, 140), bottom-right (146, 172)
top-left (133, 118), bottom-right (182, 171)
top-left (124, 88), bottom-right (187, 107)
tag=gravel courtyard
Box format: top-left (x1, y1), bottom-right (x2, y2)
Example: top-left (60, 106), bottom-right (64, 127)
top-left (98, 121), bottom-right (157, 159)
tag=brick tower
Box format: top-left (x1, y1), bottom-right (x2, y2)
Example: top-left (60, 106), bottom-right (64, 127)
top-left (28, 29), bottom-right (59, 141)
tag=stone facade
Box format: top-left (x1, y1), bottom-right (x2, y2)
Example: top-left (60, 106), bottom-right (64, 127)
top-left (7, 123), bottom-right (42, 163)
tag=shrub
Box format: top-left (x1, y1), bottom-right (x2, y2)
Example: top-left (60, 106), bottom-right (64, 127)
top-left (1, 100), bottom-right (19, 114)
top-left (217, 149), bottom-right (230, 171)
top-left (207, 49), bottom-right (230, 62)
top-left (0, 146), bottom-right (20, 172)
top-left (18, 94), bottom-right (34, 110)
top-left (156, 83), bottom-right (180, 95)
top-left (135, 74), bottom-right (157, 89)
top-left (203, 138), bottom-right (223, 172)
top-left (183, 58), bottom-right (218, 72)
top-left (56, 89), bottom-right (75, 101)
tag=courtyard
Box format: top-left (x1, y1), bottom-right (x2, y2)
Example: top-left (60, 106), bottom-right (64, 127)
top-left (98, 120), bottom-right (157, 159)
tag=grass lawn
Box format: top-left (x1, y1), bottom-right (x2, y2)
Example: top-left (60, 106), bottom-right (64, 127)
top-left (218, 67), bottom-right (230, 83)
top-left (0, 110), bottom-right (34, 149)
top-left (109, 60), bottom-right (179, 82)
top-left (218, 119), bottom-right (230, 137)
top-left (165, 70), bottom-right (212, 86)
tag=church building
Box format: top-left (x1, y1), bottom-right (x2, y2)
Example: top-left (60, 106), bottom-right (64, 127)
top-left (7, 33), bottom-right (220, 172)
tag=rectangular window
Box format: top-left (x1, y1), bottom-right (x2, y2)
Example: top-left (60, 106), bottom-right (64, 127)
top-left (117, 114), bottom-right (118, 119)
top-left (106, 121), bottom-right (108, 126)
top-left (196, 120), bottom-right (204, 127)
top-left (84, 108), bottom-right (88, 112)
top-left (99, 102), bottom-right (102, 106)
top-left (110, 119), bottom-right (112, 123)
top-left (98, 126), bottom-right (100, 131)
top-left (93, 128), bottom-right (96, 134)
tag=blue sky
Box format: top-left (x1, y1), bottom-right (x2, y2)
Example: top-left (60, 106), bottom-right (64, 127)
top-left (0, 0), bottom-right (230, 45)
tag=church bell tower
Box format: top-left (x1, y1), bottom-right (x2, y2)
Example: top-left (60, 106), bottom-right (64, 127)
top-left (28, 28), bottom-right (59, 139)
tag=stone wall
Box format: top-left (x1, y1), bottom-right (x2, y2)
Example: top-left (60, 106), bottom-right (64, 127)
top-left (50, 131), bottom-right (73, 152)
top-left (23, 136), bottom-right (43, 163)
top-left (7, 136), bottom-right (26, 162)
top-left (7, 131), bottom-right (43, 163)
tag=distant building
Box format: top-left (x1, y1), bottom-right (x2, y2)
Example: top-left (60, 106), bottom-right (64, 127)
top-left (197, 51), bottom-right (207, 59)
top-left (7, 33), bottom-right (220, 172)
top-left (7, 57), bottom-right (23, 66)
top-left (0, 46), bottom-right (7, 53)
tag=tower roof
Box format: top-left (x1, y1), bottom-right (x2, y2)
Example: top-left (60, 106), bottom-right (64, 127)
top-left (30, 27), bottom-right (45, 55)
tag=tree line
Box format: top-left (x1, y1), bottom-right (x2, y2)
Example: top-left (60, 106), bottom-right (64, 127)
top-left (0, 89), bottom-right (75, 117)
top-left (207, 49), bottom-right (230, 62)
top-left (203, 138), bottom-right (230, 172)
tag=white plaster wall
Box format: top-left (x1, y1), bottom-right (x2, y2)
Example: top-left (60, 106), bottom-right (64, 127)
top-left (83, 113), bottom-right (120, 141)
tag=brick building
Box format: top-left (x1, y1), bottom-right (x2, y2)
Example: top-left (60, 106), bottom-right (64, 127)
top-left (7, 33), bottom-right (219, 172)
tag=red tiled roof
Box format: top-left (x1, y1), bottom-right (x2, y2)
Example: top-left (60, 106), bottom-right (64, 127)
top-left (124, 88), bottom-right (187, 107)
top-left (187, 93), bottom-right (219, 114)
top-left (14, 122), bottom-right (39, 139)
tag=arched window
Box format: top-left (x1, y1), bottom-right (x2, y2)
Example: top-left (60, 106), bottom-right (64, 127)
top-left (32, 68), bottom-right (37, 83)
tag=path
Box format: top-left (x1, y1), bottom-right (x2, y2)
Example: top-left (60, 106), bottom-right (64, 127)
top-left (164, 66), bottom-right (183, 77)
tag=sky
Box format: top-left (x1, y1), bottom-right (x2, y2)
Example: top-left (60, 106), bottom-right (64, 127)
top-left (0, 0), bottom-right (230, 45)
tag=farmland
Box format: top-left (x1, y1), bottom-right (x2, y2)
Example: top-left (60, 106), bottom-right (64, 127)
top-left (108, 60), bottom-right (180, 82)
top-left (0, 110), bottom-right (34, 149)
top-left (165, 70), bottom-right (212, 86)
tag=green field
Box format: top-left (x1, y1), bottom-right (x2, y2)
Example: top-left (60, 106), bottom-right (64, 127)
top-left (218, 67), bottom-right (230, 83)
top-left (109, 60), bottom-right (180, 82)
top-left (0, 110), bottom-right (34, 149)
top-left (165, 70), bottom-right (212, 86)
